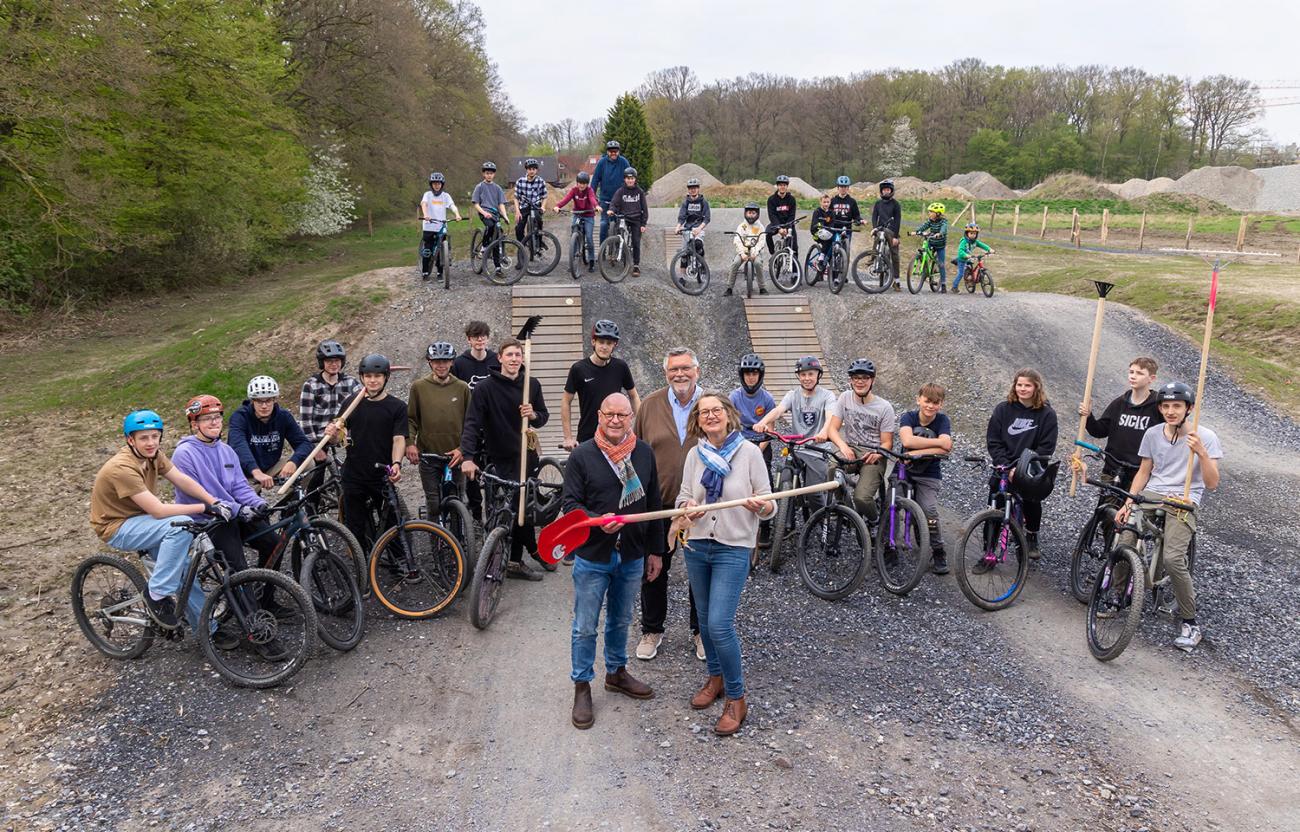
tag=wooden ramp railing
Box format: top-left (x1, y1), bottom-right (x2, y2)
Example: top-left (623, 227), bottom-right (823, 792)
top-left (511, 284), bottom-right (585, 460)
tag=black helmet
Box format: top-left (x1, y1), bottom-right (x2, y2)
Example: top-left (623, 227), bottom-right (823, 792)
top-left (426, 341), bottom-right (456, 361)
top-left (481, 161), bottom-right (497, 172)
top-left (775, 174), bottom-right (790, 185)
top-left (623, 167), bottom-right (637, 178)
top-left (1012, 449), bottom-right (1060, 502)
top-left (316, 339), bottom-right (346, 369)
top-left (795, 356), bottom-right (823, 378)
top-left (358, 354), bottom-right (391, 376)
top-left (879, 178), bottom-right (895, 194)
top-left (606, 140), bottom-right (621, 150)
top-left (576, 171), bottom-right (590, 184)
top-left (738, 353), bottom-right (766, 393)
top-left (524, 158), bottom-right (540, 169)
top-left (591, 319), bottom-right (620, 341)
top-left (1156, 381), bottom-right (1195, 406)
top-left (847, 358), bottom-right (876, 377)
top-left (743, 202), bottom-right (760, 216)
top-left (429, 172), bottom-right (445, 184)
top-left (686, 177), bottom-right (701, 188)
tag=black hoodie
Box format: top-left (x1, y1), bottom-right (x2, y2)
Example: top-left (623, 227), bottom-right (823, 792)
top-left (460, 369), bottom-right (549, 465)
top-left (1085, 391), bottom-right (1162, 475)
top-left (871, 197), bottom-right (902, 234)
top-left (986, 400), bottom-right (1058, 467)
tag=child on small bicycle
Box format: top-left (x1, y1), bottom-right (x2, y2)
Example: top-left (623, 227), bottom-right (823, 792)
top-left (952, 222), bottom-right (993, 293)
top-left (472, 161), bottom-right (509, 274)
top-left (986, 368), bottom-right (1058, 559)
top-left (724, 202), bottom-right (766, 296)
top-left (913, 202), bottom-right (949, 289)
top-left (870, 179), bottom-right (903, 286)
top-left (753, 356), bottom-right (837, 493)
top-left (808, 193), bottom-right (837, 281)
top-left (675, 177), bottom-right (711, 259)
top-left (1113, 381), bottom-right (1221, 652)
top-left (553, 171), bottom-right (600, 272)
top-left (898, 384), bottom-right (954, 574)
top-left (826, 359), bottom-right (896, 529)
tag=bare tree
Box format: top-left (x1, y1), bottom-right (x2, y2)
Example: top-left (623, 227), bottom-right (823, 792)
top-left (1185, 75), bottom-right (1260, 164)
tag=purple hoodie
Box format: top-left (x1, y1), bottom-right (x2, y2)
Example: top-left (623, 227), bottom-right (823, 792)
top-left (172, 435), bottom-right (266, 510)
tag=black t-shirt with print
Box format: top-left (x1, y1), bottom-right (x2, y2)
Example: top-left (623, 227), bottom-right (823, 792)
top-left (564, 356), bottom-right (636, 442)
top-left (340, 393), bottom-right (408, 486)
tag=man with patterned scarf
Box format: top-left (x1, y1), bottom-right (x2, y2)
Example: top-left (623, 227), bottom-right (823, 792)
top-left (559, 393), bottom-right (665, 730)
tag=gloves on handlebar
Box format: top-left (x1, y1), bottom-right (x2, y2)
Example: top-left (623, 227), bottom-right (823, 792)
top-left (207, 501), bottom-right (235, 523)
top-left (238, 504), bottom-right (271, 523)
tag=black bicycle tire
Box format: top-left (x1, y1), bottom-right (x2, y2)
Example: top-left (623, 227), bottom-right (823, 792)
top-left (531, 456), bottom-right (566, 524)
top-left (829, 247), bottom-right (847, 294)
top-left (368, 520), bottom-right (465, 620)
top-left (484, 239), bottom-right (526, 285)
top-left (440, 497), bottom-right (478, 575)
top-left (954, 508), bottom-right (1030, 611)
top-left (926, 258), bottom-right (941, 293)
top-left (71, 553), bottom-right (155, 660)
top-left (598, 236), bottom-right (631, 283)
top-left (875, 496), bottom-right (930, 596)
top-left (440, 239), bottom-right (451, 289)
top-left (569, 230), bottom-right (581, 279)
top-left (300, 548), bottom-right (365, 652)
top-left (668, 250), bottom-right (709, 295)
top-left (306, 516), bottom-right (366, 593)
top-left (469, 526), bottom-right (510, 630)
top-left (905, 253), bottom-right (924, 294)
top-left (852, 250), bottom-right (891, 294)
top-left (470, 228), bottom-right (484, 275)
top-left (1086, 545), bottom-right (1146, 662)
top-left (796, 504), bottom-right (872, 601)
top-left (769, 249), bottom-right (801, 292)
top-left (524, 230), bottom-right (562, 276)
top-left (981, 269), bottom-right (995, 298)
top-left (198, 568), bottom-right (315, 688)
top-left (768, 468), bottom-right (796, 573)
top-left (1069, 511), bottom-right (1107, 604)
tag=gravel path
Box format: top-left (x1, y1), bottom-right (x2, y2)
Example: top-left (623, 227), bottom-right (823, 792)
top-left (12, 240), bottom-right (1300, 831)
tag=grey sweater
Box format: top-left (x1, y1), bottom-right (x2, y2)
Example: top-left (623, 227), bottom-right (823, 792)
top-left (675, 441), bottom-right (774, 548)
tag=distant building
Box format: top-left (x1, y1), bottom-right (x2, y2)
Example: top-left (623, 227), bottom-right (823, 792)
top-left (508, 155), bottom-right (560, 185)
top-left (558, 154), bottom-right (599, 184)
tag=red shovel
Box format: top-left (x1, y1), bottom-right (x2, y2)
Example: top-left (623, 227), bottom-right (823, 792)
top-left (537, 480), bottom-right (838, 564)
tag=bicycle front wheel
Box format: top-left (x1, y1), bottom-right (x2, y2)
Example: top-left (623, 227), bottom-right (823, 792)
top-left (469, 526), bottom-right (510, 630)
top-left (669, 250), bottom-right (709, 295)
top-left (905, 253), bottom-right (925, 294)
top-left (852, 250), bottom-right (891, 294)
top-left (768, 468), bottom-right (796, 573)
top-left (797, 504), bottom-right (871, 601)
top-left (440, 239), bottom-right (451, 289)
top-left (926, 260), bottom-right (941, 293)
top-left (1086, 545), bottom-right (1145, 662)
top-left (71, 553), bottom-right (155, 659)
top-left (369, 521), bottom-right (465, 619)
top-left (439, 497), bottom-right (478, 575)
top-left (300, 548), bottom-right (365, 652)
top-left (598, 236), bottom-right (631, 283)
top-left (525, 230), bottom-right (561, 276)
top-left (769, 250), bottom-right (801, 293)
top-left (1069, 510), bottom-right (1112, 604)
top-left (470, 228), bottom-right (484, 275)
top-left (829, 247), bottom-right (848, 294)
top-left (199, 568), bottom-right (315, 689)
top-left (305, 516), bottom-right (366, 594)
top-left (875, 497), bottom-right (929, 595)
top-left (981, 269), bottom-right (995, 298)
top-left (568, 230), bottom-right (582, 279)
top-left (955, 509), bottom-right (1029, 610)
top-left (531, 456), bottom-right (566, 525)
top-left (484, 239), bottom-right (526, 285)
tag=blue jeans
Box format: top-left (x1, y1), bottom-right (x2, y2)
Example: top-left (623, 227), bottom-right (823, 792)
top-left (570, 550), bottom-right (643, 683)
top-left (683, 540), bottom-right (750, 698)
top-left (952, 258), bottom-right (968, 291)
top-left (931, 245), bottom-right (947, 285)
top-left (107, 514), bottom-right (205, 628)
top-left (572, 216), bottom-right (595, 263)
top-left (598, 201), bottom-right (612, 244)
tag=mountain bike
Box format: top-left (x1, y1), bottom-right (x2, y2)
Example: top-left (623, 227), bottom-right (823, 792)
top-left (71, 516), bottom-right (316, 688)
top-left (469, 210), bottom-right (525, 285)
top-left (1068, 440), bottom-right (1140, 604)
top-left (597, 214), bottom-right (633, 283)
top-left (669, 227), bottom-right (711, 296)
top-left (804, 221), bottom-right (856, 294)
top-left (764, 433), bottom-right (832, 574)
top-left (364, 463), bottom-right (465, 619)
top-left (954, 457), bottom-right (1030, 610)
top-left (959, 252), bottom-right (996, 298)
top-left (419, 217), bottom-right (466, 289)
top-left (767, 217), bottom-right (806, 293)
top-left (725, 230), bottom-right (765, 298)
top-left (905, 232), bottom-right (943, 294)
top-left (858, 444), bottom-right (933, 595)
top-left (851, 227), bottom-right (898, 294)
top-left (790, 444), bottom-right (872, 601)
top-left (306, 445), bottom-right (344, 519)
top-left (559, 209), bottom-right (596, 279)
top-left (418, 452), bottom-right (477, 572)
top-left (516, 204), bottom-right (561, 276)
top-left (1082, 477), bottom-right (1198, 662)
top-left (468, 461), bottom-right (565, 630)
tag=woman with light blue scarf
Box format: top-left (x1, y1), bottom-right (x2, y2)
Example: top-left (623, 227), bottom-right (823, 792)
top-left (673, 393), bottom-right (773, 736)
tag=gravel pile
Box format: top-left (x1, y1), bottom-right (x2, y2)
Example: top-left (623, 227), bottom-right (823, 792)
top-left (889, 176), bottom-right (939, 198)
top-left (941, 171), bottom-right (1018, 199)
top-left (1024, 173), bottom-right (1117, 200)
top-left (786, 175), bottom-right (822, 198)
top-left (1251, 164), bottom-right (1300, 212)
top-left (1169, 165), bottom-right (1263, 211)
top-left (647, 163), bottom-right (723, 207)
top-left (1112, 177), bottom-right (1175, 201)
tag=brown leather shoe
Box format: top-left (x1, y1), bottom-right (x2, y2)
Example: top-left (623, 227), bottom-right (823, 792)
top-left (572, 682), bottom-right (594, 730)
top-left (604, 666), bottom-right (654, 700)
top-left (714, 695), bottom-right (747, 736)
top-left (690, 675), bottom-right (723, 710)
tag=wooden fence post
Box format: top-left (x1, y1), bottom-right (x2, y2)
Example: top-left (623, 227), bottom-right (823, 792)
top-left (989, 203), bottom-right (997, 229)
top-left (367, 209), bottom-right (374, 237)
top-left (1184, 216), bottom-right (1194, 249)
top-left (1100, 208), bottom-right (1110, 244)
top-left (1137, 211), bottom-right (1147, 250)
top-left (1012, 204), bottom-right (1020, 236)
top-left (1071, 208), bottom-right (1080, 247)
top-left (1236, 214), bottom-right (1248, 252)
top-left (1039, 205), bottom-right (1049, 239)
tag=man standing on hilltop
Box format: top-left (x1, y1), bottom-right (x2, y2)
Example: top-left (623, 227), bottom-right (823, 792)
top-left (592, 140), bottom-right (630, 246)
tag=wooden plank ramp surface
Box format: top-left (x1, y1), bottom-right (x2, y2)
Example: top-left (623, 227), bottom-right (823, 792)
top-left (511, 284), bottom-right (584, 460)
top-left (742, 293), bottom-right (837, 399)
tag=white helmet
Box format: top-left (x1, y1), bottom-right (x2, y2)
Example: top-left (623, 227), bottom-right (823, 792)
top-left (247, 375), bottom-right (280, 399)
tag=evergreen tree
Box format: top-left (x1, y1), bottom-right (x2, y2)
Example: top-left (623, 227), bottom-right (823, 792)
top-left (604, 94), bottom-right (655, 188)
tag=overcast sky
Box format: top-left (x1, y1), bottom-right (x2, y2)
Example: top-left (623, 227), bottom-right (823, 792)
top-left (477, 0), bottom-right (1299, 145)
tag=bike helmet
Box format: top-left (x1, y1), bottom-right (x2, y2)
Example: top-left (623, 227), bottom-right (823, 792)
top-left (686, 177), bottom-right (701, 188)
top-left (737, 353), bottom-right (766, 393)
top-left (743, 202), bottom-right (760, 220)
top-left (524, 158), bottom-right (539, 169)
top-left (605, 140), bottom-right (621, 150)
top-left (879, 179), bottom-right (895, 194)
top-left (927, 202), bottom-right (946, 215)
top-left (576, 171), bottom-right (590, 184)
top-left (623, 167), bottom-right (637, 178)
top-left (358, 354), bottom-right (391, 376)
top-left (123, 409), bottom-right (164, 437)
top-left (795, 356), bottom-right (824, 379)
top-left (964, 222), bottom-right (980, 234)
top-left (429, 172), bottom-right (445, 184)
top-left (426, 341), bottom-right (457, 361)
top-left (836, 175), bottom-right (851, 187)
top-left (246, 376), bottom-right (280, 399)
top-left (847, 358), bottom-right (877, 377)
top-left (591, 319), bottom-right (620, 341)
top-left (481, 161), bottom-right (497, 172)
top-left (316, 339), bottom-right (346, 369)
top-left (775, 175), bottom-right (790, 185)
top-left (184, 394), bottom-right (224, 423)
top-left (815, 227), bottom-right (834, 241)
top-left (1156, 381), bottom-right (1195, 406)
top-left (1011, 449), bottom-right (1060, 502)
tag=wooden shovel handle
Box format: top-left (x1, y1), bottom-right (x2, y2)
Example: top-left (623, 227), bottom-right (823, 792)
top-left (606, 480), bottom-right (839, 525)
top-left (275, 387), bottom-right (367, 497)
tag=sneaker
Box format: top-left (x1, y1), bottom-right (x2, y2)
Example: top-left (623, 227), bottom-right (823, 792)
top-left (494, 267), bottom-right (504, 278)
top-left (532, 552), bottom-right (558, 573)
top-left (506, 559), bottom-right (543, 582)
top-left (722, 287), bottom-right (733, 296)
top-left (251, 638), bottom-right (293, 662)
top-left (211, 624), bottom-right (240, 651)
top-left (931, 549), bottom-right (949, 575)
top-left (882, 546), bottom-right (899, 567)
top-left (1174, 622), bottom-right (1202, 651)
top-left (145, 594), bottom-right (179, 629)
top-left (562, 553), bottom-right (576, 566)
top-left (635, 632), bottom-right (662, 661)
top-left (759, 287), bottom-right (768, 295)
top-left (970, 555), bottom-right (996, 575)
top-left (1026, 533), bottom-right (1041, 560)
top-left (587, 263), bottom-right (595, 273)
top-left (420, 272), bottom-right (430, 281)
top-left (940, 285), bottom-right (947, 294)
top-left (631, 266), bottom-right (641, 277)
top-left (694, 633), bottom-right (706, 661)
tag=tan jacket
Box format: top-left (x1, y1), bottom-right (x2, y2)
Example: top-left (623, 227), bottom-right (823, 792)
top-left (635, 386), bottom-right (699, 519)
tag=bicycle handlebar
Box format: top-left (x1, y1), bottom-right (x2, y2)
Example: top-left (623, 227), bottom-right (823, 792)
top-left (1073, 439), bottom-right (1140, 472)
top-left (1083, 476), bottom-right (1193, 511)
top-left (858, 444), bottom-right (948, 466)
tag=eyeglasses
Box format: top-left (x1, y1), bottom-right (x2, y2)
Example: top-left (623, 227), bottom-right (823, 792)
top-left (195, 414), bottom-right (223, 424)
top-left (697, 407), bottom-right (726, 418)
top-left (599, 411), bottom-right (632, 421)
top-left (666, 365), bottom-right (695, 375)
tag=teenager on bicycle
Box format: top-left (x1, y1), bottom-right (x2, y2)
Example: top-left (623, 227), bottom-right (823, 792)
top-left (513, 158), bottom-right (548, 246)
top-left (729, 353), bottom-right (776, 469)
top-left (1113, 381), bottom-right (1221, 652)
top-left (986, 368), bottom-right (1058, 559)
top-left (229, 375), bottom-right (314, 491)
top-left (562, 319), bottom-right (640, 451)
top-left (420, 172), bottom-right (463, 279)
top-left (592, 140), bottom-right (630, 245)
top-left (299, 339), bottom-right (362, 502)
top-left (675, 177), bottom-right (711, 261)
top-left (914, 202), bottom-right (950, 289)
top-left (459, 337), bottom-right (550, 580)
top-left (472, 161), bottom-right (510, 277)
top-left (830, 176), bottom-right (861, 246)
top-left (406, 341), bottom-right (471, 518)
top-left (952, 222), bottom-right (993, 294)
top-left (452, 320), bottom-right (500, 519)
top-left (1078, 356), bottom-right (1160, 492)
top-left (898, 383), bottom-right (954, 574)
top-left (724, 202), bottom-right (766, 296)
top-left (807, 193), bottom-right (837, 282)
top-left (765, 175), bottom-right (798, 257)
top-left (826, 359), bottom-right (897, 528)
top-left (606, 167), bottom-right (647, 277)
top-left (870, 179), bottom-right (902, 285)
top-left (553, 171), bottom-right (599, 273)
top-left (90, 410), bottom-right (232, 630)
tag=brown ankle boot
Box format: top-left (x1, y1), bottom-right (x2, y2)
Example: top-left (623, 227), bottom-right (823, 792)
top-left (572, 682), bottom-right (594, 730)
top-left (690, 675), bottom-right (723, 710)
top-left (605, 666), bottom-right (654, 699)
top-left (714, 696), bottom-right (747, 736)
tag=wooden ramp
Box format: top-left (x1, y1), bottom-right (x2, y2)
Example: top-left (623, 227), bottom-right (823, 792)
top-left (742, 294), bottom-right (836, 397)
top-left (511, 284), bottom-right (584, 459)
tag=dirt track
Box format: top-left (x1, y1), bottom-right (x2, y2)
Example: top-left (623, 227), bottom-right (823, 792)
top-left (6, 227), bottom-right (1300, 831)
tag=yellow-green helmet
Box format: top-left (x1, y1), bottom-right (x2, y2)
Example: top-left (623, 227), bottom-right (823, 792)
top-left (927, 202), bottom-right (946, 215)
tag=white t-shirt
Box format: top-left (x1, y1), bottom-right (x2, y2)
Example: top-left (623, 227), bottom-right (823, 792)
top-left (1138, 424), bottom-right (1223, 506)
top-left (829, 391), bottom-right (897, 449)
top-left (779, 387), bottom-right (835, 438)
top-left (421, 191), bottom-right (458, 231)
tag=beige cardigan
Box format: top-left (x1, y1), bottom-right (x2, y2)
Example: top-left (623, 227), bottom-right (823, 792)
top-left (675, 441), bottom-right (774, 548)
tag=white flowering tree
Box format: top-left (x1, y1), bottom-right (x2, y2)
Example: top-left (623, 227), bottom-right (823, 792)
top-left (879, 118), bottom-right (918, 178)
top-left (296, 142), bottom-right (357, 236)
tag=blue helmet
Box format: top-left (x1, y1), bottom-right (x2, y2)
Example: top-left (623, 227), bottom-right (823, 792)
top-left (123, 409), bottom-right (164, 437)
top-left (836, 175), bottom-right (851, 187)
